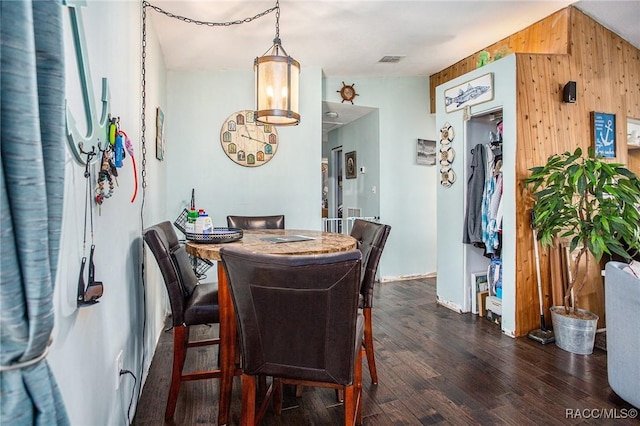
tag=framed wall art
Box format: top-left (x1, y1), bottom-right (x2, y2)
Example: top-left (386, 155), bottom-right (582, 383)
top-left (156, 107), bottom-right (165, 161)
top-left (417, 139), bottom-right (436, 165)
top-left (592, 111), bottom-right (616, 158)
top-left (345, 151), bottom-right (357, 179)
top-left (444, 73), bottom-right (493, 113)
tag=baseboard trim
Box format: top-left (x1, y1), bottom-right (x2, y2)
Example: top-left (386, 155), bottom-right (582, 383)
top-left (436, 297), bottom-right (464, 313)
top-left (380, 272), bottom-right (436, 283)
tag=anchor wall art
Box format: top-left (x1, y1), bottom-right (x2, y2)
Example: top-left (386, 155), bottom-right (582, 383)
top-left (444, 73), bottom-right (493, 113)
top-left (64, 0), bottom-right (111, 165)
top-left (592, 111), bottom-right (616, 158)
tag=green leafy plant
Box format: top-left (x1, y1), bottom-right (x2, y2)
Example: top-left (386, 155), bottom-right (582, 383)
top-left (525, 147), bottom-right (640, 314)
top-left (476, 51), bottom-right (491, 68)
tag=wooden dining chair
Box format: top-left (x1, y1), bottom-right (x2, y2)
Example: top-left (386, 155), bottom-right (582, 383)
top-left (220, 246), bottom-right (364, 425)
top-left (226, 215), bottom-right (285, 230)
top-left (350, 219), bottom-right (391, 385)
top-left (143, 221), bottom-right (221, 420)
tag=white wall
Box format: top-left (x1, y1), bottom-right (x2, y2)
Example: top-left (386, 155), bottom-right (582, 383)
top-left (326, 111), bottom-right (381, 219)
top-left (325, 77), bottom-right (437, 280)
top-left (47, 4), bottom-right (438, 423)
top-left (435, 55), bottom-right (517, 335)
top-left (49, 1), bottom-right (168, 424)
top-left (165, 68), bottom-right (323, 233)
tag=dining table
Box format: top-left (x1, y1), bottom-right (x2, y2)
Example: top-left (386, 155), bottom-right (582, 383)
top-left (185, 228), bottom-right (358, 425)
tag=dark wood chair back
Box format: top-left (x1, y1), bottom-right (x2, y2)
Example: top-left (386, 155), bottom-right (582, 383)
top-left (220, 246), bottom-right (364, 424)
top-left (226, 214), bottom-right (285, 230)
top-left (143, 221), bottom-right (221, 420)
top-left (349, 218), bottom-right (391, 386)
top-left (350, 219), bottom-right (391, 308)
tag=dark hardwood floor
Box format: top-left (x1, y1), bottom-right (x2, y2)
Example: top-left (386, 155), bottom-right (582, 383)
top-left (132, 278), bottom-right (638, 425)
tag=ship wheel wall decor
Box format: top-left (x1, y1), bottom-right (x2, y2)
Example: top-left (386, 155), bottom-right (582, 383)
top-left (338, 82), bottom-right (359, 104)
top-left (439, 122), bottom-right (456, 188)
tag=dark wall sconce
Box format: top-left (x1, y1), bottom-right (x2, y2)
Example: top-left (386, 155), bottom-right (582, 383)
top-left (563, 81), bottom-right (577, 103)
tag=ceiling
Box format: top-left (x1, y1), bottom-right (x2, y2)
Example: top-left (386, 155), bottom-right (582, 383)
top-left (149, 0), bottom-right (640, 133)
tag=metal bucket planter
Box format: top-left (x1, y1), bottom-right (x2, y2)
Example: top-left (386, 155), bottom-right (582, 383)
top-left (550, 306), bottom-right (599, 355)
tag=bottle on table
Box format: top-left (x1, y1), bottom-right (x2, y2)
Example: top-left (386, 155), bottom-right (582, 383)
top-left (185, 208), bottom-right (198, 234)
top-left (195, 210), bottom-right (213, 234)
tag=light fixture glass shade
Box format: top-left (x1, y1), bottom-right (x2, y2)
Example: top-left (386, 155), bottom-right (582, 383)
top-left (255, 46), bottom-right (300, 126)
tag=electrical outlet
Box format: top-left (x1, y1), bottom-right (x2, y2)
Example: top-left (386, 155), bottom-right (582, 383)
top-left (115, 350), bottom-right (124, 390)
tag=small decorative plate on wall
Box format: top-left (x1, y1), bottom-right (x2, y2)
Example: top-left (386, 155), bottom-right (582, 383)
top-left (440, 122), bottom-right (455, 144)
top-left (439, 122), bottom-right (456, 187)
top-left (439, 146), bottom-right (455, 166)
top-left (440, 167), bottom-right (456, 188)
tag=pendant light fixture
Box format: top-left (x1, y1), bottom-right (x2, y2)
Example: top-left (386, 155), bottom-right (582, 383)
top-left (254, 0), bottom-right (300, 126)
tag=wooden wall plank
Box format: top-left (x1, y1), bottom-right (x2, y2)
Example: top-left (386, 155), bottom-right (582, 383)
top-left (513, 8), bottom-right (640, 336)
top-left (429, 8), bottom-right (571, 113)
top-left (430, 6), bottom-right (639, 336)
top-left (629, 149), bottom-right (640, 175)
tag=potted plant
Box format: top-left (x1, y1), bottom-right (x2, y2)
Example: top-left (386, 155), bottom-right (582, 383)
top-left (525, 147), bottom-right (640, 354)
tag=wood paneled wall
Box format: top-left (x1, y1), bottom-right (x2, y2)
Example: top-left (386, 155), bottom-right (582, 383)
top-left (630, 149), bottom-right (640, 174)
top-left (431, 6), bottom-right (640, 337)
top-left (514, 8), bottom-right (640, 336)
top-left (429, 8), bottom-right (571, 113)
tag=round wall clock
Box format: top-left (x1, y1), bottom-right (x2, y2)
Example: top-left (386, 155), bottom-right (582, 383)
top-left (337, 82), bottom-right (359, 104)
top-left (220, 110), bottom-right (278, 167)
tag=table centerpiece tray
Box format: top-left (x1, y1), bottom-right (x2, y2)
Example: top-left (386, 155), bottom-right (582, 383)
top-left (174, 208), bottom-right (243, 243)
top-left (184, 228), bottom-right (243, 243)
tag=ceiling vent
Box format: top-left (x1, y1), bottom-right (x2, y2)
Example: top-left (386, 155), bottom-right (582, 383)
top-left (378, 55), bottom-right (405, 63)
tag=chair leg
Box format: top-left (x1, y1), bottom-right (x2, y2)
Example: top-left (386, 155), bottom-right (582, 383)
top-left (356, 348), bottom-right (364, 425)
top-left (258, 375), bottom-right (268, 397)
top-left (343, 382), bottom-right (355, 426)
top-left (344, 347), bottom-right (364, 426)
top-left (240, 373), bottom-right (257, 426)
top-left (363, 307), bottom-right (378, 384)
top-left (218, 265), bottom-right (236, 426)
top-left (165, 325), bottom-right (188, 420)
top-left (274, 379), bottom-right (284, 415)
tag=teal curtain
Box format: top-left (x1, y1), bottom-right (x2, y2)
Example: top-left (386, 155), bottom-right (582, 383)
top-left (1, 0), bottom-right (70, 424)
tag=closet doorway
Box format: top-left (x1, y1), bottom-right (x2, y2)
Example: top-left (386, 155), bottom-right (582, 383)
top-left (463, 108), bottom-right (503, 314)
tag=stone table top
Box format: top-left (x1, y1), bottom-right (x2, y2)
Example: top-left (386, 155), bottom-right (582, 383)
top-left (185, 229), bottom-right (358, 261)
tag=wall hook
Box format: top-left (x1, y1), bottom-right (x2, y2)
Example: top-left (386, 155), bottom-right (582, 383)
top-left (64, 0), bottom-right (111, 165)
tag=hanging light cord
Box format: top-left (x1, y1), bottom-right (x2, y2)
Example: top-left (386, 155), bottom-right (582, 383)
top-left (259, 0), bottom-right (290, 57)
top-left (137, 0), bottom-right (281, 404)
top-left (274, 0), bottom-right (280, 43)
top-left (139, 1), bottom-right (280, 205)
top-left (139, 0), bottom-right (282, 194)
top-left (142, 1), bottom-right (278, 27)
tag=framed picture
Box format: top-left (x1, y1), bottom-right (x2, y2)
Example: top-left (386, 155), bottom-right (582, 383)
top-left (416, 139), bottom-right (436, 165)
top-left (592, 111), bottom-right (616, 158)
top-left (345, 151), bottom-right (357, 179)
top-left (156, 107), bottom-right (165, 161)
top-left (470, 272), bottom-right (489, 314)
top-left (444, 73), bottom-right (493, 113)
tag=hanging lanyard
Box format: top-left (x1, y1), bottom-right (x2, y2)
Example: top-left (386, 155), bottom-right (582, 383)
top-left (120, 130), bottom-right (138, 203)
top-left (84, 155), bottom-right (94, 252)
top-left (78, 156), bottom-right (103, 307)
